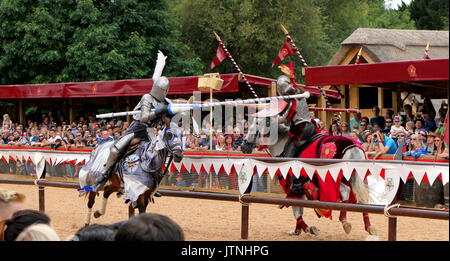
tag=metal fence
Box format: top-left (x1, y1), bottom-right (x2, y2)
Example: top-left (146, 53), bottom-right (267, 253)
top-left (0, 178), bottom-right (448, 241)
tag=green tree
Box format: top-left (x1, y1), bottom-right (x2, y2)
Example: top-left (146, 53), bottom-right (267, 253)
top-left (409, 0), bottom-right (449, 30)
top-left (0, 0), bottom-right (202, 85)
top-left (173, 0), bottom-right (329, 79)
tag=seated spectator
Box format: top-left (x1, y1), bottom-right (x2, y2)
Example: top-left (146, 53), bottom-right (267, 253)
top-left (216, 133), bottom-right (226, 151)
top-left (403, 104), bottom-right (415, 123)
top-left (198, 133), bottom-right (216, 150)
top-left (350, 112), bottom-right (362, 131)
top-left (15, 223), bottom-right (60, 241)
top-left (44, 129), bottom-right (62, 147)
top-left (422, 110), bottom-right (437, 132)
top-left (405, 120), bottom-right (415, 137)
top-left (233, 128), bottom-right (244, 151)
top-left (69, 224), bottom-right (118, 241)
top-left (418, 129), bottom-right (428, 145)
top-left (115, 213), bottom-right (184, 241)
top-left (362, 132), bottom-right (377, 157)
top-left (396, 132), bottom-right (408, 154)
top-left (329, 121), bottom-right (341, 136)
top-left (97, 130), bottom-right (114, 145)
top-left (406, 134), bottom-right (428, 159)
top-left (425, 132), bottom-right (437, 155)
top-left (382, 118), bottom-right (393, 137)
top-left (2, 209), bottom-right (51, 241)
top-left (7, 131), bottom-right (21, 145)
top-left (1, 129), bottom-right (9, 144)
top-left (340, 122), bottom-right (351, 137)
top-left (434, 136), bottom-right (447, 157)
top-left (349, 131), bottom-right (362, 144)
top-left (372, 130), bottom-right (398, 159)
top-left (370, 106), bottom-right (385, 130)
top-left (414, 119), bottom-right (426, 135)
top-left (223, 134), bottom-right (235, 151)
top-left (175, 174), bottom-right (188, 187)
top-left (435, 107), bottom-right (448, 126)
top-left (28, 128), bottom-right (39, 144)
top-left (390, 116), bottom-right (407, 141)
top-left (359, 121), bottom-right (368, 133)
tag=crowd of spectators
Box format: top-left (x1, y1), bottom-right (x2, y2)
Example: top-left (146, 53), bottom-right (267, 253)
top-left (320, 103), bottom-right (449, 159)
top-left (1, 100), bottom-right (448, 160)
top-left (0, 113), bottom-right (248, 152)
top-left (0, 188), bottom-right (184, 241)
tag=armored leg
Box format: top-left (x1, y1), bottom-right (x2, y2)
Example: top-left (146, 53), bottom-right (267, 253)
top-left (95, 133), bottom-right (136, 184)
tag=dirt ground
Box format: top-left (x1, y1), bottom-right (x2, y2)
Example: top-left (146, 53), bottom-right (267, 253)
top-left (2, 184), bottom-right (448, 241)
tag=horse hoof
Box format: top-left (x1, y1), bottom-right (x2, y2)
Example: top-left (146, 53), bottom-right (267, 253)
top-left (93, 210), bottom-right (102, 218)
top-left (305, 226), bottom-right (320, 236)
top-left (341, 221), bottom-right (352, 234)
top-left (366, 226), bottom-right (376, 235)
top-left (288, 231), bottom-right (300, 236)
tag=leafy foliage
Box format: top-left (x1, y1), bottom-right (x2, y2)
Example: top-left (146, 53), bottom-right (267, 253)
top-left (0, 0), bottom-right (202, 85)
top-left (409, 0), bottom-right (449, 30)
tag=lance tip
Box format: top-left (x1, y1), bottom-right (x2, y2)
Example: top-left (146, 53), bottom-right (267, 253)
top-left (425, 42), bottom-right (430, 51)
top-left (280, 24), bottom-right (289, 35)
top-left (213, 31), bottom-right (221, 42)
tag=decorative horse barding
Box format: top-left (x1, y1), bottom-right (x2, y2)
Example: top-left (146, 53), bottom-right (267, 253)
top-left (241, 116), bottom-right (376, 236)
top-left (78, 124), bottom-right (183, 226)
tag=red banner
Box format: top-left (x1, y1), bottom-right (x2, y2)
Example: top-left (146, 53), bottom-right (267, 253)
top-left (209, 44), bottom-right (230, 71)
top-left (272, 39), bottom-right (297, 67)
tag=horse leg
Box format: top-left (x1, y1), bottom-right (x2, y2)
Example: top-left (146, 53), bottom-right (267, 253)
top-left (135, 194), bottom-right (148, 215)
top-left (363, 213), bottom-right (376, 235)
top-left (289, 206), bottom-right (319, 236)
top-left (94, 185), bottom-right (116, 218)
top-left (339, 209), bottom-right (352, 234)
top-left (84, 192), bottom-right (96, 226)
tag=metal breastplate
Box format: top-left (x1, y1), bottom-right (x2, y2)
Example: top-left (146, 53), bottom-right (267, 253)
top-left (132, 94), bottom-right (168, 125)
top-left (292, 98), bottom-right (311, 125)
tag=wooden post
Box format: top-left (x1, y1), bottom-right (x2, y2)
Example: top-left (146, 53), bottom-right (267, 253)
top-left (38, 184), bottom-right (45, 212)
top-left (388, 217), bottom-right (397, 241)
top-left (18, 99), bottom-right (25, 124)
top-left (241, 204), bottom-right (249, 239)
top-left (69, 99), bottom-right (75, 124)
top-left (125, 97), bottom-right (131, 124)
top-left (128, 204), bottom-right (135, 218)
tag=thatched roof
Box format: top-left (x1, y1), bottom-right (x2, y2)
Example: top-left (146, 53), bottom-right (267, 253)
top-left (329, 28), bottom-right (449, 65)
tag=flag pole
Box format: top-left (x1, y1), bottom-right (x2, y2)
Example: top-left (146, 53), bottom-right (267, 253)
top-left (213, 32), bottom-right (259, 99)
top-left (279, 24), bottom-right (339, 122)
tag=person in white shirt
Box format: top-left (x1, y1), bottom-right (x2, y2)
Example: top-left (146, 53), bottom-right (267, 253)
top-left (390, 116), bottom-right (407, 141)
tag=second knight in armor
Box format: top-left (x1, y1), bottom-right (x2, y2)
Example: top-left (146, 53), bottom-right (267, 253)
top-left (276, 72), bottom-right (317, 157)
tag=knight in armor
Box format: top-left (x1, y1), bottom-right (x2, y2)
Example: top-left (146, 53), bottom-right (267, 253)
top-left (95, 51), bottom-right (172, 185)
top-left (276, 64), bottom-right (318, 157)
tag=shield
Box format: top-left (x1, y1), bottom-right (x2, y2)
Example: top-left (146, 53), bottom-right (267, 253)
top-left (249, 99), bottom-right (288, 118)
top-left (237, 159), bottom-right (255, 194)
top-left (367, 167), bottom-right (400, 205)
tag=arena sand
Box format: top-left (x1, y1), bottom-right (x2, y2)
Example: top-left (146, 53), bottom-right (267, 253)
top-left (2, 184), bottom-right (448, 241)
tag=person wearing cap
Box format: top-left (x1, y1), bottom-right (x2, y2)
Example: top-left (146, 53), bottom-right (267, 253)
top-left (390, 116), bottom-right (407, 141)
top-left (372, 129), bottom-right (398, 159)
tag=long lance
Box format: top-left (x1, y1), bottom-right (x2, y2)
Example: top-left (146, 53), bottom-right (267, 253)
top-left (279, 24), bottom-right (340, 121)
top-left (96, 92), bottom-right (311, 119)
top-left (213, 32), bottom-right (259, 99)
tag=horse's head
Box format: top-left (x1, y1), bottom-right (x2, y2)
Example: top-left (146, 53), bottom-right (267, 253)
top-left (162, 125), bottom-right (183, 163)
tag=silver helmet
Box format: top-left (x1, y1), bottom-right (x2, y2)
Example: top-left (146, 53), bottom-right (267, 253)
top-left (150, 76), bottom-right (169, 102)
top-left (276, 75), bottom-right (297, 96)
